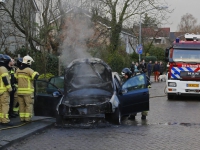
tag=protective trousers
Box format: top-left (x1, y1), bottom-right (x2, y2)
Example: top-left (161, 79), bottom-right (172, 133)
top-left (131, 111), bottom-right (148, 117)
top-left (0, 92), bottom-right (10, 123)
top-left (9, 90), bottom-right (15, 115)
top-left (13, 92), bottom-right (19, 114)
top-left (18, 94), bottom-right (34, 122)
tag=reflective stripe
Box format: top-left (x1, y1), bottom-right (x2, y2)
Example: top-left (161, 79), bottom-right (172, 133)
top-left (13, 107), bottom-right (19, 112)
top-left (2, 113), bottom-right (9, 118)
top-left (24, 113), bottom-right (31, 117)
top-left (6, 85), bottom-right (11, 89)
top-left (31, 72), bottom-right (38, 79)
top-left (19, 113), bottom-right (25, 117)
top-left (0, 113), bottom-right (2, 118)
top-left (17, 88), bottom-right (34, 94)
top-left (1, 73), bottom-right (9, 77)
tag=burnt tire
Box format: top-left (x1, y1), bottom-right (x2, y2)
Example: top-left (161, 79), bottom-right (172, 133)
top-left (105, 113), bottom-right (112, 122)
top-left (167, 94), bottom-right (174, 100)
top-left (112, 108), bottom-right (121, 125)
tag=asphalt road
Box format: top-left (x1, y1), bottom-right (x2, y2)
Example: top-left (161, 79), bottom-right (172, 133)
top-left (5, 80), bottom-right (200, 150)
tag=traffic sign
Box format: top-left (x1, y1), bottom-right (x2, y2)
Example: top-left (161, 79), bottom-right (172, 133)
top-left (136, 44), bottom-right (143, 54)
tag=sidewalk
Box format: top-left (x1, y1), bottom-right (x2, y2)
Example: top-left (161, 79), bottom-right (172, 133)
top-left (0, 116), bottom-right (55, 149)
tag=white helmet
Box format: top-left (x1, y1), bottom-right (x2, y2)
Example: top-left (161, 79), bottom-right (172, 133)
top-left (22, 55), bottom-right (34, 65)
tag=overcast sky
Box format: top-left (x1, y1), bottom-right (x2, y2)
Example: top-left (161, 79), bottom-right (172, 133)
top-left (164, 0), bottom-right (200, 32)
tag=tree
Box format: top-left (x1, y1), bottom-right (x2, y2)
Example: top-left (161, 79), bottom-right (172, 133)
top-left (0, 0), bottom-right (73, 54)
top-left (96, 0), bottom-right (170, 52)
top-left (177, 13), bottom-right (200, 33)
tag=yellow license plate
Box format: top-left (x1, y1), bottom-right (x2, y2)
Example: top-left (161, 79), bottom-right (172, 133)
top-left (187, 84), bottom-right (199, 87)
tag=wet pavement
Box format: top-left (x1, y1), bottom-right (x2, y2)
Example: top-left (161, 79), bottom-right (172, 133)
top-left (0, 117), bottom-right (55, 149)
top-left (2, 77), bottom-right (200, 150)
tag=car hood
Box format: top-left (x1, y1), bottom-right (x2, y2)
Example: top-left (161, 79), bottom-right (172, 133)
top-left (64, 58), bottom-right (113, 94)
top-left (63, 88), bottom-right (112, 105)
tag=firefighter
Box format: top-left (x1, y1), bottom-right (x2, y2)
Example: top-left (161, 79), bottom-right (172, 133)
top-left (12, 58), bottom-right (23, 116)
top-left (121, 68), bottom-right (148, 120)
top-left (16, 55), bottom-right (39, 122)
top-left (0, 54), bottom-right (13, 126)
top-left (3, 55), bottom-right (17, 118)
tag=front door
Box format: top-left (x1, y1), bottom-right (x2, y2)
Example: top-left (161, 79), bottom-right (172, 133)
top-left (34, 79), bottom-right (63, 118)
top-left (118, 73), bottom-right (149, 115)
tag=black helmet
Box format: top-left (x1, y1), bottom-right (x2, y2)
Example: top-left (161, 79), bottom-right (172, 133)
top-left (121, 68), bottom-right (132, 78)
top-left (16, 57), bottom-right (23, 67)
top-left (0, 54), bottom-right (5, 63)
top-left (3, 55), bottom-right (11, 64)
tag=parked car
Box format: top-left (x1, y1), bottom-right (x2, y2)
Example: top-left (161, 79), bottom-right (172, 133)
top-left (34, 58), bottom-right (149, 125)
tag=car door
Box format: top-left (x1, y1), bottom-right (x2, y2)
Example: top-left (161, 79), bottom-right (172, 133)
top-left (118, 73), bottom-right (149, 115)
top-left (34, 79), bottom-right (63, 118)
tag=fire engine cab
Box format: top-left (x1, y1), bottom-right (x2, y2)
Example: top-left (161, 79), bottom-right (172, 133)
top-left (165, 33), bottom-right (200, 99)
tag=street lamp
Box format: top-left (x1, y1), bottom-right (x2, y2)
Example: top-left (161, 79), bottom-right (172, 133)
top-left (138, 6), bottom-right (168, 62)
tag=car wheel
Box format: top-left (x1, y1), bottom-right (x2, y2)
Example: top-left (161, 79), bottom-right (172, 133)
top-left (112, 108), bottom-right (121, 125)
top-left (167, 94), bottom-right (174, 100)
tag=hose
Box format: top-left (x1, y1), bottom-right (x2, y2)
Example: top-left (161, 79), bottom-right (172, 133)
top-left (0, 117), bottom-right (53, 131)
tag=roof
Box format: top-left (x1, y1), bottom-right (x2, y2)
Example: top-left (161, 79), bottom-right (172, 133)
top-left (142, 27), bottom-right (170, 37)
top-left (169, 32), bottom-right (186, 42)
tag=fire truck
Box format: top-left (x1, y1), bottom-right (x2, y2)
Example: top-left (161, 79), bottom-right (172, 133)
top-left (165, 33), bottom-right (200, 99)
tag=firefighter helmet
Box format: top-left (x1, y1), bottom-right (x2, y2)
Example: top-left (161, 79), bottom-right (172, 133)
top-left (22, 55), bottom-right (34, 65)
top-left (3, 55), bottom-right (11, 64)
top-left (0, 54), bottom-right (5, 63)
top-left (121, 68), bottom-right (132, 78)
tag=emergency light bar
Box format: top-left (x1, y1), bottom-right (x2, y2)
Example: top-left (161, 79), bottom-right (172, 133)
top-left (185, 33), bottom-right (200, 41)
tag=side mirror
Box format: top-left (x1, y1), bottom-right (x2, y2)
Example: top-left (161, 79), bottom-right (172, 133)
top-left (119, 89), bottom-right (128, 95)
top-left (52, 91), bottom-right (62, 97)
top-left (165, 48), bottom-right (169, 62)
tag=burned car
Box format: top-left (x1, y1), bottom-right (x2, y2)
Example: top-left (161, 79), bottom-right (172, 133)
top-left (34, 58), bottom-right (149, 125)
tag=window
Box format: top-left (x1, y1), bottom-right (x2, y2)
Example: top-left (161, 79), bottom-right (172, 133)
top-left (122, 74), bottom-right (145, 92)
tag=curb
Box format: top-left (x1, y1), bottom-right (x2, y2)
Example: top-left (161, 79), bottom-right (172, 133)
top-left (0, 121), bottom-right (55, 150)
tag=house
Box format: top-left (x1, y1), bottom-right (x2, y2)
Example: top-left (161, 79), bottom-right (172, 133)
top-left (141, 27), bottom-right (170, 45)
top-left (169, 32), bottom-right (186, 43)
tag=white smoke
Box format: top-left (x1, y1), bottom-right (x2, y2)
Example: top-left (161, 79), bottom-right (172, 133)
top-left (60, 8), bottom-right (94, 67)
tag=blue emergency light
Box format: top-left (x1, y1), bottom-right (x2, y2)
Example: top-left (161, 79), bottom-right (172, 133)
top-left (176, 38), bottom-right (179, 43)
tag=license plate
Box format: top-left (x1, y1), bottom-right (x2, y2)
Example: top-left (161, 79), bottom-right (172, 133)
top-left (187, 84), bottom-right (199, 87)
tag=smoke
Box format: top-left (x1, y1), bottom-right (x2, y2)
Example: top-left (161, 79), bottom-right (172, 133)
top-left (59, 8), bottom-right (94, 67)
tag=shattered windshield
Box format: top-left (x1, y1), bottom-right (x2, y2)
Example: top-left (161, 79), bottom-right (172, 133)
top-left (65, 62), bottom-right (113, 93)
top-left (173, 49), bottom-right (200, 63)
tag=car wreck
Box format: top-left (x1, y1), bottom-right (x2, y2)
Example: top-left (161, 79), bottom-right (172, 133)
top-left (34, 58), bottom-right (149, 125)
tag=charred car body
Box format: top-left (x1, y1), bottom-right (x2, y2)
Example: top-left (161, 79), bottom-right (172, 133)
top-left (34, 58), bottom-right (149, 125)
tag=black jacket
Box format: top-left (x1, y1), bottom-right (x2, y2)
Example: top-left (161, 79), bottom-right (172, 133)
top-left (153, 64), bottom-right (160, 72)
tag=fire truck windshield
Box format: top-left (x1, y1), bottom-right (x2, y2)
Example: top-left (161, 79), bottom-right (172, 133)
top-left (172, 49), bottom-right (200, 63)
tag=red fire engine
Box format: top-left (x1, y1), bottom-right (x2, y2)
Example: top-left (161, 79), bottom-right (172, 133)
top-left (165, 33), bottom-right (200, 99)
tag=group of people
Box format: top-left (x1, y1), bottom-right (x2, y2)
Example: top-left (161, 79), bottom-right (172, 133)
top-left (130, 59), bottom-right (165, 81)
top-left (130, 59), bottom-right (147, 76)
top-left (146, 60), bottom-right (165, 82)
top-left (0, 54), bottom-right (39, 126)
